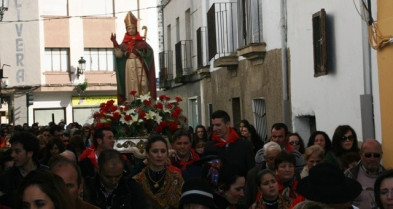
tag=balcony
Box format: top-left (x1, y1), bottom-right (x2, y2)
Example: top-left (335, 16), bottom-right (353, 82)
top-left (207, 2), bottom-right (239, 69)
top-left (175, 40), bottom-right (192, 84)
top-left (159, 51), bottom-right (173, 89)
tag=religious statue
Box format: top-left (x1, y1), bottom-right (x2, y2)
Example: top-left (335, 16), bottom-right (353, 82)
top-left (111, 11), bottom-right (156, 104)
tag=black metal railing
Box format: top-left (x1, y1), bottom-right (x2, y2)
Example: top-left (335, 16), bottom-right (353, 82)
top-left (207, 2), bottom-right (238, 60)
top-left (159, 51), bottom-right (173, 88)
top-left (175, 40), bottom-right (192, 78)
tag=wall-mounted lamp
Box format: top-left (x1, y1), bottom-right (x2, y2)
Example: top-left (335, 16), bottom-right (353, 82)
top-left (76, 57), bottom-right (86, 79)
top-left (0, 0), bottom-right (9, 22)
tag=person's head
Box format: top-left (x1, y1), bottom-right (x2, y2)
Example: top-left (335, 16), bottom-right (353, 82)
top-left (98, 149), bottom-right (125, 191)
top-left (262, 141), bottom-right (281, 169)
top-left (195, 125), bottom-right (207, 141)
top-left (270, 123), bottom-right (288, 148)
top-left (50, 125), bottom-right (64, 138)
top-left (256, 169), bottom-right (279, 201)
top-left (238, 120), bottom-right (250, 132)
top-left (304, 145), bottom-right (325, 171)
top-left (218, 165), bottom-right (245, 205)
top-left (374, 170), bottom-right (393, 209)
top-left (41, 128), bottom-right (51, 141)
top-left (211, 110), bottom-right (231, 140)
top-left (15, 169), bottom-right (74, 209)
top-left (146, 135), bottom-right (169, 171)
top-left (10, 131), bottom-right (40, 167)
top-left (293, 200), bottom-right (332, 209)
top-left (360, 139), bottom-right (382, 174)
top-left (93, 127), bottom-right (115, 151)
top-left (124, 11), bottom-right (138, 36)
top-left (59, 150), bottom-right (77, 162)
top-left (50, 156), bottom-right (83, 201)
top-left (288, 133), bottom-right (306, 154)
top-left (297, 163), bottom-right (362, 209)
top-left (172, 129), bottom-right (192, 158)
top-left (274, 151), bottom-right (296, 182)
top-left (179, 178), bottom-right (216, 209)
top-left (307, 131), bottom-right (331, 153)
top-left (0, 149), bottom-right (14, 173)
top-left (37, 134), bottom-right (48, 150)
top-left (331, 125), bottom-right (359, 155)
top-left (69, 135), bottom-right (86, 154)
top-left (46, 137), bottom-right (66, 157)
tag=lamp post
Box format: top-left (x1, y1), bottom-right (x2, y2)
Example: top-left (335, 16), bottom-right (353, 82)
top-left (76, 57), bottom-right (86, 78)
top-left (0, 0), bottom-right (9, 22)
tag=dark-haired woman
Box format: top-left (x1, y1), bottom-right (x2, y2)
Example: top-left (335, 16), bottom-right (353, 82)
top-left (241, 124), bottom-right (264, 155)
top-left (15, 169), bottom-right (74, 209)
top-left (194, 125), bottom-right (208, 155)
top-left (325, 125), bottom-right (360, 170)
top-left (374, 169), bottom-right (393, 209)
top-left (288, 133), bottom-right (305, 154)
top-left (133, 135), bottom-right (184, 209)
top-left (307, 131), bottom-right (332, 154)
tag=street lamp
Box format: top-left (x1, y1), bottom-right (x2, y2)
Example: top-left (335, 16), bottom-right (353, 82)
top-left (0, 0), bottom-right (9, 22)
top-left (76, 57), bottom-right (86, 78)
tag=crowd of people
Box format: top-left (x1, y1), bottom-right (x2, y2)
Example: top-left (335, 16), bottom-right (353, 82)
top-left (0, 110), bottom-right (391, 209)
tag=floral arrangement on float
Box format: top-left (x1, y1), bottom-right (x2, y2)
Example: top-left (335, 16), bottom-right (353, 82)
top-left (92, 91), bottom-right (187, 158)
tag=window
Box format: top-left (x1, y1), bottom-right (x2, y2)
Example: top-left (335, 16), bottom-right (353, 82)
top-left (252, 98), bottom-right (267, 142)
top-left (34, 108), bottom-right (66, 125)
top-left (312, 9), bottom-right (327, 77)
top-left (44, 48), bottom-right (70, 72)
top-left (238, 0), bottom-right (263, 47)
top-left (84, 48), bottom-right (114, 72)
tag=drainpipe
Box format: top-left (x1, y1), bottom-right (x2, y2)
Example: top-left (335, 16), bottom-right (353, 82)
top-left (360, 0), bottom-right (375, 139)
top-left (280, 0), bottom-right (290, 125)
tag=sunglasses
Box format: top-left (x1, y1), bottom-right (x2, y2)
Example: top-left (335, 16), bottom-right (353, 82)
top-left (364, 152), bottom-right (381, 158)
top-left (340, 135), bottom-right (355, 142)
top-left (289, 141), bottom-right (300, 145)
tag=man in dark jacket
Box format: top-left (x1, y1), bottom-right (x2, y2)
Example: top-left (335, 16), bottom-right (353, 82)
top-left (204, 110), bottom-right (255, 176)
top-left (0, 131), bottom-right (48, 208)
top-left (84, 149), bottom-right (147, 209)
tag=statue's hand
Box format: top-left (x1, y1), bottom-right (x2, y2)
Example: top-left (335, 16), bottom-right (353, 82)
top-left (110, 33), bottom-right (119, 48)
top-left (110, 33), bottom-right (117, 43)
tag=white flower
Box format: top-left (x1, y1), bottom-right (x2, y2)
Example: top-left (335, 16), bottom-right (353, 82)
top-left (138, 93), bottom-right (151, 102)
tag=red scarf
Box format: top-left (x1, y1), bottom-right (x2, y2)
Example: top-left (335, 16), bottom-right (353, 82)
top-left (78, 147), bottom-right (97, 167)
top-left (212, 128), bottom-right (240, 147)
top-left (175, 148), bottom-right (200, 170)
top-left (121, 32), bottom-right (144, 52)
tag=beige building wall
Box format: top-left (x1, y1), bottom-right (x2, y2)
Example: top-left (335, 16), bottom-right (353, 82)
top-left (202, 49), bottom-right (286, 131)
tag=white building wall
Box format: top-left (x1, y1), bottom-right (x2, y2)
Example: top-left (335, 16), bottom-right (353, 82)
top-left (287, 0), bottom-right (379, 141)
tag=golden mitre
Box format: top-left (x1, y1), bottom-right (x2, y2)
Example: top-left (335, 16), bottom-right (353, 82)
top-left (124, 11), bottom-right (138, 29)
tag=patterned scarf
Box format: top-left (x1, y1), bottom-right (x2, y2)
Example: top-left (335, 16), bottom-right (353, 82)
top-left (211, 128), bottom-right (240, 147)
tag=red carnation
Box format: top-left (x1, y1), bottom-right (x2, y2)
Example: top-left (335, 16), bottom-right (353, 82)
top-left (159, 95), bottom-right (166, 101)
top-left (143, 99), bottom-right (152, 106)
top-left (124, 115), bottom-right (131, 121)
top-left (139, 111), bottom-right (146, 118)
top-left (112, 112), bottom-right (121, 120)
top-left (154, 102), bottom-right (163, 110)
top-left (130, 90), bottom-right (137, 95)
top-left (165, 96), bottom-right (171, 101)
top-left (165, 103), bottom-right (173, 109)
top-left (169, 121), bottom-right (178, 131)
top-left (109, 105), bottom-right (118, 112)
top-left (175, 97), bottom-right (182, 102)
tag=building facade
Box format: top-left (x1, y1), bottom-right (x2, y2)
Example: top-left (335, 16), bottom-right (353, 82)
top-left (0, 0), bottom-right (160, 126)
top-left (160, 0), bottom-right (380, 143)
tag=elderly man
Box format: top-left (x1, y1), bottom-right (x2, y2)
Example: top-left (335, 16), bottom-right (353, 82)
top-left (244, 141), bottom-right (281, 207)
top-left (344, 139), bottom-right (385, 209)
top-left (255, 123), bottom-right (305, 172)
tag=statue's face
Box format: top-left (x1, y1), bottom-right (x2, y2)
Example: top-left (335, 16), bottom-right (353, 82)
top-left (126, 25), bottom-right (137, 36)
